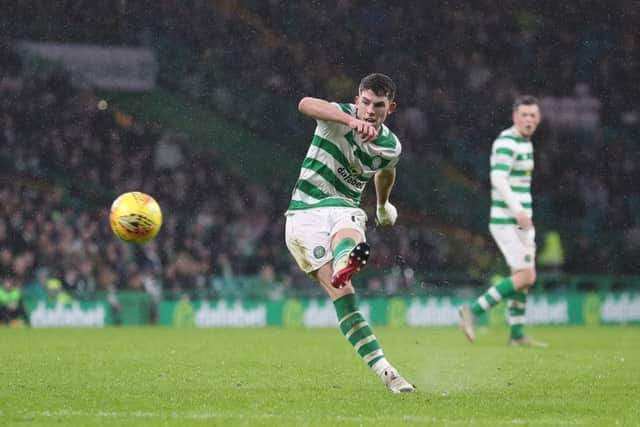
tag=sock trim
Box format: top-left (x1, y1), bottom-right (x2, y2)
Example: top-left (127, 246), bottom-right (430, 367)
top-left (508, 300), bottom-right (526, 309)
top-left (345, 321), bottom-right (367, 340)
top-left (509, 315), bottom-right (526, 325)
top-left (338, 310), bottom-right (360, 325)
top-left (511, 290), bottom-right (527, 303)
top-left (488, 287), bottom-right (503, 302)
top-left (346, 324), bottom-right (372, 345)
top-left (369, 355), bottom-right (386, 369)
top-left (363, 349), bottom-right (384, 364)
top-left (354, 335), bottom-right (377, 352)
top-left (333, 293), bottom-right (357, 319)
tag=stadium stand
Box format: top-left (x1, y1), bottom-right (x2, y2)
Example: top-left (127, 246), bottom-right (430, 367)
top-left (1, 1), bottom-right (639, 311)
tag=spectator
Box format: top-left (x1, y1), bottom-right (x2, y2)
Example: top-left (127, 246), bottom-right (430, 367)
top-left (0, 276), bottom-right (29, 326)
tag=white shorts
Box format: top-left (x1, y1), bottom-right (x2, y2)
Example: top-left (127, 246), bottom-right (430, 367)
top-left (285, 207), bottom-right (367, 274)
top-left (490, 225), bottom-right (536, 271)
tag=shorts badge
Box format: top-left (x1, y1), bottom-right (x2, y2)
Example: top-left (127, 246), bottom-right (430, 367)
top-left (313, 246), bottom-right (326, 259)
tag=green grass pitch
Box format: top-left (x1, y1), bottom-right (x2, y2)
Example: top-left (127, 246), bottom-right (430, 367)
top-left (1, 326), bottom-right (638, 426)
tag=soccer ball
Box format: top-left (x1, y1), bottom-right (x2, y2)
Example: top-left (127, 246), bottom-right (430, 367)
top-left (110, 192), bottom-right (162, 244)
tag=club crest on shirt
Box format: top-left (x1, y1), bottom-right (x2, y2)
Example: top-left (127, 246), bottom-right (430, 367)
top-left (313, 246), bottom-right (326, 259)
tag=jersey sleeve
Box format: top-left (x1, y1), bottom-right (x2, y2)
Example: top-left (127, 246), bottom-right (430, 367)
top-left (490, 137), bottom-right (517, 174)
top-left (314, 102), bottom-right (353, 139)
top-left (382, 134), bottom-right (401, 169)
top-left (490, 138), bottom-right (523, 214)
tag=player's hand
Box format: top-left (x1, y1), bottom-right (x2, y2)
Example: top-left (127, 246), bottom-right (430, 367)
top-left (348, 118), bottom-right (378, 143)
top-left (376, 202), bottom-right (398, 227)
top-left (516, 211), bottom-right (533, 230)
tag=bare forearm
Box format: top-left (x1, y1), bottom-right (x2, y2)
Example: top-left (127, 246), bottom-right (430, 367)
top-left (298, 97), bottom-right (352, 126)
top-left (375, 168), bottom-right (396, 205)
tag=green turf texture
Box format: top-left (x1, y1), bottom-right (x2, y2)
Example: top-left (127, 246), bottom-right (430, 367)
top-left (1, 326), bottom-right (638, 426)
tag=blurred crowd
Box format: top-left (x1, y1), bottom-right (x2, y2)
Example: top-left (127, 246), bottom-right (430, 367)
top-left (1, 49), bottom-right (472, 310)
top-left (140, 0), bottom-right (640, 272)
top-left (1, 1), bottom-right (639, 316)
top-left (0, 57), bottom-right (284, 304)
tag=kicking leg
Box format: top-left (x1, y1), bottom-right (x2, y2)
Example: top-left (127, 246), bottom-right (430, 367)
top-left (330, 229), bottom-right (370, 289)
top-left (314, 262), bottom-right (415, 393)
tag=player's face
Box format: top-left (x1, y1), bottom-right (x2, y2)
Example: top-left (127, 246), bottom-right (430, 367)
top-left (513, 104), bottom-right (541, 138)
top-left (355, 89), bottom-right (396, 129)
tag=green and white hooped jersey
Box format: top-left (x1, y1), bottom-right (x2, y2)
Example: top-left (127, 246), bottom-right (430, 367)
top-left (490, 127), bottom-right (534, 225)
top-left (287, 103), bottom-right (401, 212)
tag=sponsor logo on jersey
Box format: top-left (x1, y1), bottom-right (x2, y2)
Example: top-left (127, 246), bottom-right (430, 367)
top-left (337, 167), bottom-right (365, 189)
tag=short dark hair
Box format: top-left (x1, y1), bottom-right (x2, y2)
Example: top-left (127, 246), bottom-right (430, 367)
top-left (359, 73), bottom-right (396, 101)
top-left (513, 95), bottom-right (539, 111)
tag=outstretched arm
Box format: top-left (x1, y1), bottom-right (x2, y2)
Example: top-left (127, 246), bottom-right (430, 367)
top-left (298, 97), bottom-right (378, 142)
top-left (374, 168), bottom-right (398, 226)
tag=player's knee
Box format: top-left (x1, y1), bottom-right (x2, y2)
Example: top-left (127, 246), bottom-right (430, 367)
top-left (513, 268), bottom-right (536, 289)
top-left (331, 283), bottom-right (356, 300)
top-left (524, 268), bottom-right (536, 287)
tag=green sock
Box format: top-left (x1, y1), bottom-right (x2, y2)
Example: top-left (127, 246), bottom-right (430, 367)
top-left (333, 293), bottom-right (385, 368)
top-left (508, 290), bottom-right (527, 339)
top-left (471, 277), bottom-right (516, 315)
top-left (332, 237), bottom-right (356, 272)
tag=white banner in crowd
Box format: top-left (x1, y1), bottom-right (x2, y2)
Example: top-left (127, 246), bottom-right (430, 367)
top-left (17, 41), bottom-right (157, 91)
